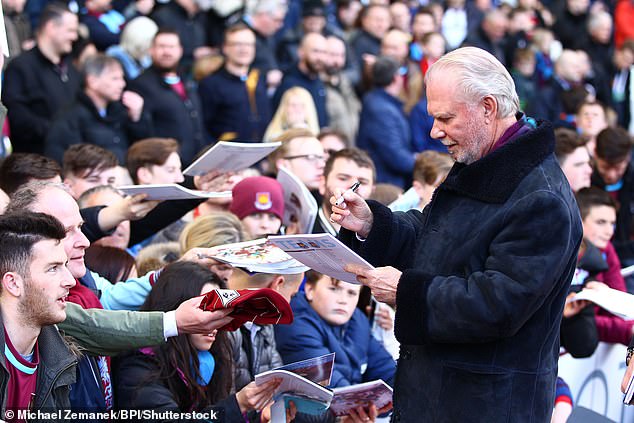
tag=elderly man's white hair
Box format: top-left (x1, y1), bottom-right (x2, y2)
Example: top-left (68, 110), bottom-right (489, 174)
top-left (245, 0), bottom-right (288, 16)
top-left (425, 46), bottom-right (520, 118)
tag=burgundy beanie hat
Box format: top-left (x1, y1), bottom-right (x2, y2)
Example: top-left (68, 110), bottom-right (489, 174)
top-left (230, 176), bottom-right (285, 220)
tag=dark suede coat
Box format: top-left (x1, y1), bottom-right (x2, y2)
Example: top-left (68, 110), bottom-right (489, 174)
top-left (340, 120), bottom-right (583, 422)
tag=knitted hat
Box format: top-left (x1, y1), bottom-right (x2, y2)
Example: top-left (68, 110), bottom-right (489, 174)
top-left (230, 176), bottom-right (285, 220)
top-left (199, 288), bottom-right (293, 331)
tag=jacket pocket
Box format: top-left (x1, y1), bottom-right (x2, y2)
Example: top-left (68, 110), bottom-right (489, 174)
top-left (437, 365), bottom-right (512, 423)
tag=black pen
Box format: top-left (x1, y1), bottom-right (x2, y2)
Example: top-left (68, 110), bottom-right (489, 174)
top-left (335, 181), bottom-right (361, 206)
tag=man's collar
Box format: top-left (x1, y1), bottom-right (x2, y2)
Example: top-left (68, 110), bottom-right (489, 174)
top-left (440, 119), bottom-right (554, 203)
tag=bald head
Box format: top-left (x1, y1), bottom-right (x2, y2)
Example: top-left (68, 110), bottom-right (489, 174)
top-left (381, 29), bottom-right (410, 63)
top-left (299, 33), bottom-right (328, 75)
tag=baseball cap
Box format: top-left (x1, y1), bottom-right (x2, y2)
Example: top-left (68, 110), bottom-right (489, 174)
top-left (229, 176), bottom-right (285, 220)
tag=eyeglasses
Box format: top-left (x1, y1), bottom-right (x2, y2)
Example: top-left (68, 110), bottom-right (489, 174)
top-left (283, 154), bottom-right (326, 163)
top-left (225, 41), bottom-right (256, 48)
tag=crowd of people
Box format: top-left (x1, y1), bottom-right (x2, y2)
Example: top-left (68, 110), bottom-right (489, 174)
top-left (0, 0), bottom-right (634, 421)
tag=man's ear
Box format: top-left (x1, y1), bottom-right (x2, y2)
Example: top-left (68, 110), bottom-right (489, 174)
top-left (137, 167), bottom-right (152, 185)
top-left (482, 95), bottom-right (497, 120)
top-left (1, 272), bottom-right (24, 298)
top-left (268, 275), bottom-right (285, 291)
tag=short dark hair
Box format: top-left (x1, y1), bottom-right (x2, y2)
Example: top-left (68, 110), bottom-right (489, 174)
top-left (595, 127), bottom-right (633, 164)
top-left (317, 128), bottom-right (350, 148)
top-left (84, 245), bottom-right (136, 284)
top-left (62, 144), bottom-right (119, 179)
top-left (0, 153), bottom-right (62, 195)
top-left (324, 148), bottom-right (376, 183)
top-left (127, 138), bottom-right (179, 184)
top-left (153, 28), bottom-right (181, 44)
top-left (554, 128), bottom-right (588, 164)
top-left (372, 56), bottom-right (399, 88)
top-left (0, 212), bottom-right (66, 280)
top-left (82, 53), bottom-right (121, 81)
top-left (575, 186), bottom-right (617, 220)
top-left (37, 2), bottom-right (73, 33)
top-left (223, 22), bottom-right (253, 42)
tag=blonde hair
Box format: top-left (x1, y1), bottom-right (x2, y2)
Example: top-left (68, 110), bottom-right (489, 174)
top-left (263, 87), bottom-right (320, 142)
top-left (120, 17), bottom-right (158, 61)
top-left (179, 212), bottom-right (246, 253)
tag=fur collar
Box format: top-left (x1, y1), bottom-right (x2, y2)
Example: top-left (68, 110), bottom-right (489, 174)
top-left (439, 120), bottom-right (555, 203)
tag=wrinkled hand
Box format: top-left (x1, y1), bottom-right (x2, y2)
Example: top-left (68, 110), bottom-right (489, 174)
top-left (174, 296), bottom-right (234, 334)
top-left (236, 380), bottom-right (281, 413)
top-left (330, 188), bottom-right (373, 238)
top-left (341, 403), bottom-right (378, 423)
top-left (121, 91), bottom-right (144, 122)
top-left (345, 265), bottom-right (400, 306)
top-left (563, 292), bottom-right (590, 318)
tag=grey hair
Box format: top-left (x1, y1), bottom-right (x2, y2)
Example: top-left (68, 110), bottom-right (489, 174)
top-left (6, 181), bottom-right (71, 214)
top-left (425, 46), bottom-right (520, 118)
top-left (245, 0), bottom-right (288, 15)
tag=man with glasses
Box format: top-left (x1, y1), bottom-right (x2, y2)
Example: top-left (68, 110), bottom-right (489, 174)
top-left (198, 23), bottom-right (271, 142)
top-left (269, 128), bottom-right (326, 193)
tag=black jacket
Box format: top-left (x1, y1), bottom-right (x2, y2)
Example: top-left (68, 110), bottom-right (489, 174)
top-left (2, 47), bottom-right (81, 154)
top-left (340, 120), bottom-right (583, 422)
top-left (150, 2), bottom-right (207, 72)
top-left (128, 67), bottom-right (208, 165)
top-left (44, 91), bottom-right (151, 163)
top-left (197, 66), bottom-right (270, 142)
top-left (116, 350), bottom-right (243, 421)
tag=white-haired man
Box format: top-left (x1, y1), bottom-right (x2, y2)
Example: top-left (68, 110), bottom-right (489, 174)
top-left (336, 47), bottom-right (583, 421)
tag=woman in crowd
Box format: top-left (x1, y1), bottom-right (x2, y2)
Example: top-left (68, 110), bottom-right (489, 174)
top-left (263, 87), bottom-right (320, 142)
top-left (116, 262), bottom-right (281, 419)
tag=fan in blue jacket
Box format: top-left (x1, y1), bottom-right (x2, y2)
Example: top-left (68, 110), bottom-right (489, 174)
top-left (274, 271), bottom-right (396, 389)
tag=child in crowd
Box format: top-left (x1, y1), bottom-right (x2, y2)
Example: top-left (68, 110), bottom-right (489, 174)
top-left (275, 270), bottom-right (396, 420)
top-left (229, 176), bottom-right (285, 239)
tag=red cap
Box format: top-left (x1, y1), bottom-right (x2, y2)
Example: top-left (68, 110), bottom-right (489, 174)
top-left (198, 288), bottom-right (293, 331)
top-left (229, 176), bottom-right (285, 220)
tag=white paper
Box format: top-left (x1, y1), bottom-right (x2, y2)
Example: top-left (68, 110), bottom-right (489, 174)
top-left (277, 167), bottom-right (318, 234)
top-left (624, 370), bottom-right (634, 405)
top-left (267, 233), bottom-right (375, 284)
top-left (571, 288), bottom-right (634, 320)
top-left (183, 141), bottom-right (281, 176)
top-left (621, 265), bottom-right (634, 278)
top-left (257, 370), bottom-right (332, 399)
top-left (117, 184), bottom-right (232, 201)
